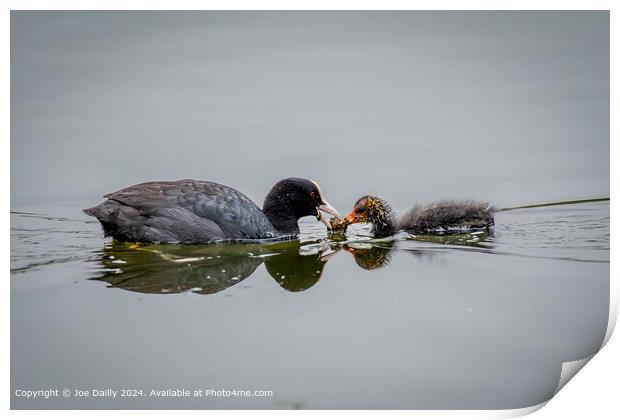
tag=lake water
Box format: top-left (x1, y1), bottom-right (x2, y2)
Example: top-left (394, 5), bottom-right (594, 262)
top-left (10, 11), bottom-right (609, 410)
top-left (10, 200), bottom-right (609, 409)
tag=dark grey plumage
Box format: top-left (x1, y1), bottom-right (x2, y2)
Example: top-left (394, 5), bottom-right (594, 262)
top-left (84, 178), bottom-right (331, 244)
top-left (347, 196), bottom-right (495, 238)
top-left (398, 200), bottom-right (495, 234)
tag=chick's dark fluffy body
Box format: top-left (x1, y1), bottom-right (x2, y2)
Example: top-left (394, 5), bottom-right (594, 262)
top-left (399, 200), bottom-right (495, 233)
top-left (359, 196), bottom-right (494, 238)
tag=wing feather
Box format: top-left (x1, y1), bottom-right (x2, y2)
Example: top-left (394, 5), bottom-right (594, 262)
top-left (101, 180), bottom-right (277, 241)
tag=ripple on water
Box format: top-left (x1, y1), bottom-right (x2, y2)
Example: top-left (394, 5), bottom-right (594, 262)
top-left (10, 201), bottom-right (610, 278)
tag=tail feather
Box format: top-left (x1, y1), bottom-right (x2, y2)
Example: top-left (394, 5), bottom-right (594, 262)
top-left (83, 207), bottom-right (98, 217)
top-left (83, 201), bottom-right (121, 238)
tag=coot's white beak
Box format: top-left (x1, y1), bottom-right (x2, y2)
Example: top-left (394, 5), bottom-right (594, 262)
top-left (319, 201), bottom-right (342, 219)
top-left (317, 201), bottom-right (343, 229)
top-left (318, 213), bottom-right (332, 229)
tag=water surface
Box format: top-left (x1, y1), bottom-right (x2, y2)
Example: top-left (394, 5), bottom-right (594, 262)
top-left (10, 201), bottom-right (609, 409)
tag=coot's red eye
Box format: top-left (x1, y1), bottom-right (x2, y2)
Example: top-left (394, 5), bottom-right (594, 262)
top-left (310, 191), bottom-right (316, 198)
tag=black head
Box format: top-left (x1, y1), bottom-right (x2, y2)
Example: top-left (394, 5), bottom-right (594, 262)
top-left (262, 178), bottom-right (341, 234)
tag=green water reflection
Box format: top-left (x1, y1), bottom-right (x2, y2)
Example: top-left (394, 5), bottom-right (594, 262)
top-left (93, 229), bottom-right (493, 295)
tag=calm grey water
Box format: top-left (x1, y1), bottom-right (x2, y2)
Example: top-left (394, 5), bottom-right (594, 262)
top-left (10, 11), bottom-right (609, 409)
top-left (10, 202), bottom-right (610, 409)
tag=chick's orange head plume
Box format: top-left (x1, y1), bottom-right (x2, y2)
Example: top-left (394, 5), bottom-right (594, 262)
top-left (346, 196), bottom-right (370, 223)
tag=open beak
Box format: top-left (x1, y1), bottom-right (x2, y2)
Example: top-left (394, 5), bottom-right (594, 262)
top-left (317, 200), bottom-right (342, 229)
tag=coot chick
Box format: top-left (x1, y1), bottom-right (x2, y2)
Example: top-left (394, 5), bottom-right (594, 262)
top-left (345, 195), bottom-right (494, 238)
top-left (84, 178), bottom-right (342, 244)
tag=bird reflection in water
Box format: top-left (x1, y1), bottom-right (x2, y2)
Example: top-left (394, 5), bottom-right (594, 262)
top-left (342, 228), bottom-right (493, 271)
top-left (92, 240), bottom-right (338, 295)
top-left (92, 230), bottom-right (491, 295)
top-left (343, 243), bottom-right (394, 270)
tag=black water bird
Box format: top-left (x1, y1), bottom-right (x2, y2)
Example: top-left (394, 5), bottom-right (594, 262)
top-left (84, 178), bottom-right (341, 244)
top-left (344, 196), bottom-right (494, 238)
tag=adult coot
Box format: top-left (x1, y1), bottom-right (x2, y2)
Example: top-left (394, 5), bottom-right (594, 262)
top-left (84, 178), bottom-right (342, 244)
top-left (343, 195), bottom-right (494, 238)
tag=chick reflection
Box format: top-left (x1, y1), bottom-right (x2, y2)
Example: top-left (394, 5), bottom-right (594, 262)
top-left (341, 230), bottom-right (493, 271)
top-left (93, 241), bottom-right (338, 295)
top-left (344, 243), bottom-right (394, 270)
